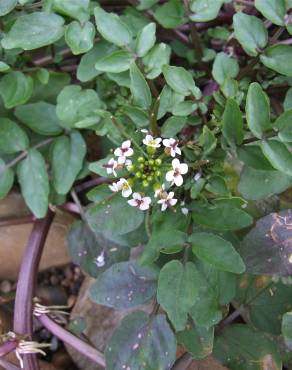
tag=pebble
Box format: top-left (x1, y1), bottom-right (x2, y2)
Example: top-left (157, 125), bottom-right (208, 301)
top-left (0, 280), bottom-right (12, 293)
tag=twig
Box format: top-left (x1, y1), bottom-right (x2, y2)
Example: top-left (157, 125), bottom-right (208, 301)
top-left (0, 215), bottom-right (36, 228)
top-left (0, 341), bottom-right (18, 357)
top-left (13, 211), bottom-right (55, 370)
top-left (74, 176), bottom-right (110, 193)
top-left (171, 352), bottom-right (193, 370)
top-left (37, 314), bottom-right (106, 368)
top-left (0, 138), bottom-right (54, 177)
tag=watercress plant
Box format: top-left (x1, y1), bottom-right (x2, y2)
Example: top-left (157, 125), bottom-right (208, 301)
top-left (0, 0), bottom-right (292, 369)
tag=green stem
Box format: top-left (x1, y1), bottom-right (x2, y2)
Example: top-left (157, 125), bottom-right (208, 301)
top-left (145, 208), bottom-right (152, 239)
top-left (150, 96), bottom-right (160, 136)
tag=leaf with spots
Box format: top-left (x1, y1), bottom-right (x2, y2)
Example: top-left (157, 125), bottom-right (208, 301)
top-left (105, 311), bottom-right (176, 370)
top-left (90, 261), bottom-right (158, 309)
top-left (214, 325), bottom-right (282, 370)
top-left (235, 275), bottom-right (292, 335)
top-left (67, 220), bottom-right (129, 278)
top-left (239, 209), bottom-right (292, 276)
top-left (85, 194), bottom-right (145, 237)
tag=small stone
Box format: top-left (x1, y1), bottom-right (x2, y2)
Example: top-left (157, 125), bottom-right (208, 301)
top-left (0, 280), bottom-right (12, 293)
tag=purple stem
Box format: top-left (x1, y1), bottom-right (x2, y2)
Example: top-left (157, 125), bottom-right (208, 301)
top-left (0, 358), bottom-right (20, 370)
top-left (0, 341), bottom-right (17, 357)
top-left (59, 202), bottom-right (81, 215)
top-left (37, 314), bottom-right (105, 368)
top-left (13, 211), bottom-right (55, 370)
top-left (0, 215), bottom-right (36, 228)
top-left (74, 176), bottom-right (110, 193)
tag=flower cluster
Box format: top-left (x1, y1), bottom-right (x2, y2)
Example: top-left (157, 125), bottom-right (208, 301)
top-left (104, 134), bottom-right (188, 212)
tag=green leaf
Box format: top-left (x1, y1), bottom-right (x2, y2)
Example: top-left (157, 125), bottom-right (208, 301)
top-left (86, 195), bottom-right (144, 237)
top-left (153, 0), bottom-right (186, 29)
top-left (94, 6), bottom-right (132, 47)
top-left (52, 131), bottom-right (86, 194)
top-left (261, 139), bottom-right (292, 176)
top-left (56, 85), bottom-right (101, 128)
top-left (233, 13), bottom-right (268, 56)
top-left (105, 311), bottom-right (176, 370)
top-left (274, 109), bottom-right (292, 142)
top-left (212, 52), bottom-right (239, 85)
top-left (135, 22), bottom-right (156, 57)
top-left (15, 102), bottom-right (63, 136)
top-left (205, 175), bottom-right (230, 196)
top-left (222, 98), bottom-right (244, 146)
top-left (282, 312), bottom-right (292, 349)
top-left (90, 261), bottom-right (158, 309)
top-left (255, 0), bottom-right (286, 26)
top-left (246, 82), bottom-right (271, 139)
top-left (0, 118), bottom-right (29, 154)
top-left (1, 12), bottom-right (64, 50)
top-left (190, 0), bottom-right (224, 22)
top-left (162, 65), bottom-right (201, 97)
top-left (17, 149), bottom-right (49, 218)
top-left (143, 43), bottom-right (171, 79)
top-left (239, 209), bottom-right (292, 276)
top-left (0, 159), bottom-right (14, 200)
top-left (238, 166), bottom-right (292, 200)
top-left (0, 62), bottom-right (10, 72)
top-left (77, 41), bottom-right (116, 82)
top-left (129, 63), bottom-right (152, 110)
top-left (140, 229), bottom-right (187, 265)
top-left (191, 203), bottom-right (253, 231)
top-left (53, 0), bottom-right (89, 23)
top-left (36, 69), bottom-right (50, 85)
top-left (107, 71), bottom-right (131, 88)
top-left (0, 72), bottom-right (33, 109)
top-left (177, 320), bottom-right (214, 359)
top-left (68, 220), bottom-right (129, 278)
top-left (284, 88), bottom-right (292, 111)
top-left (157, 260), bottom-right (199, 331)
top-left (214, 325), bottom-right (282, 370)
top-left (190, 232), bottom-right (245, 274)
top-left (123, 106), bottom-right (149, 127)
top-left (65, 21), bottom-right (95, 55)
top-left (260, 44), bottom-right (292, 76)
top-left (161, 116), bottom-right (187, 138)
top-left (0, 0), bottom-right (17, 16)
top-left (95, 50), bottom-right (134, 73)
top-left (237, 145), bottom-right (275, 170)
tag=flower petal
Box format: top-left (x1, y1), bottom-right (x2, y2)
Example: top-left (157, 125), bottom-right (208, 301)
top-left (172, 158), bottom-right (180, 169)
top-left (180, 163), bottom-right (188, 174)
top-left (174, 175), bottom-right (183, 186)
top-left (165, 170), bottom-right (174, 182)
top-left (128, 199), bottom-right (138, 207)
top-left (122, 140), bottom-right (131, 148)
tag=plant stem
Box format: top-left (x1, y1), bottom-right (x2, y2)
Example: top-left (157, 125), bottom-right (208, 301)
top-left (0, 138), bottom-right (54, 177)
top-left (150, 96), bottom-right (160, 136)
top-left (13, 211), bottom-right (55, 370)
top-left (75, 176), bottom-right (111, 193)
top-left (145, 209), bottom-right (152, 239)
top-left (37, 314), bottom-right (106, 368)
top-left (0, 341), bottom-right (17, 357)
top-left (0, 215), bottom-right (36, 228)
top-left (70, 190), bottom-right (86, 219)
top-left (171, 352), bottom-right (193, 370)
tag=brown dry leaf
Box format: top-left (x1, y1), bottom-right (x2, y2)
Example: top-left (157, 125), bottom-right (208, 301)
top-left (0, 192), bottom-right (74, 280)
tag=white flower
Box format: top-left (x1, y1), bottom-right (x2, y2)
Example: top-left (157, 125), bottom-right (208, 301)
top-left (95, 251), bottom-right (105, 267)
top-left (105, 158), bottom-right (118, 177)
top-left (114, 140), bottom-right (134, 164)
top-left (128, 193), bottom-right (151, 211)
top-left (193, 172), bottom-right (202, 182)
top-left (109, 178), bottom-right (132, 197)
top-left (166, 158), bottom-right (188, 186)
top-left (143, 134), bottom-right (162, 148)
top-left (157, 191), bottom-right (177, 211)
top-left (163, 138), bottom-right (181, 157)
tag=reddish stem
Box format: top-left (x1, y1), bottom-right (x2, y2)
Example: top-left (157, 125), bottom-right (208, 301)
top-left (0, 215), bottom-right (36, 228)
top-left (13, 211), bottom-right (55, 370)
top-left (37, 314), bottom-right (106, 368)
top-left (0, 341), bottom-right (17, 357)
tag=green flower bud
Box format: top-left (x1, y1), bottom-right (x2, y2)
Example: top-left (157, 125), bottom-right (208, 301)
top-left (142, 174), bottom-right (147, 179)
top-left (153, 183), bottom-right (161, 191)
top-left (155, 170), bottom-right (161, 176)
top-left (155, 158), bottom-right (162, 166)
top-left (148, 176), bottom-right (153, 182)
top-left (148, 159), bottom-right (154, 166)
top-left (127, 164), bottom-right (135, 172)
top-left (138, 156), bottom-right (145, 163)
top-left (142, 180), bottom-right (149, 187)
top-left (147, 146), bottom-right (156, 155)
top-left (135, 172), bottom-right (142, 178)
top-left (139, 163), bottom-right (145, 170)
